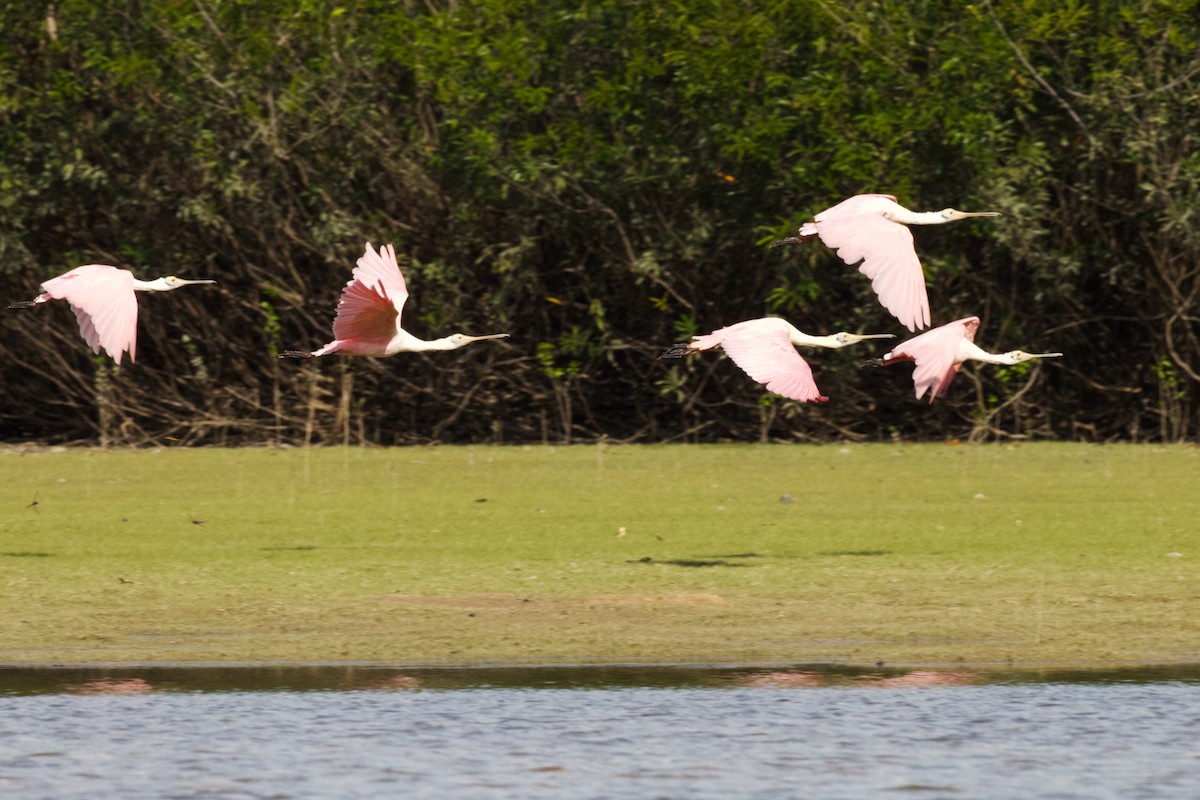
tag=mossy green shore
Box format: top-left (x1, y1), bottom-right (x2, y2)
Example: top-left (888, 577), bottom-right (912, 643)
top-left (1, 443), bottom-right (1198, 666)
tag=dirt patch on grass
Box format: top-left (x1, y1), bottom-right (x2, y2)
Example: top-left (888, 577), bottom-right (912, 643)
top-left (385, 593), bottom-right (729, 609)
top-left (583, 593), bottom-right (728, 607)
top-left (386, 594), bottom-right (532, 609)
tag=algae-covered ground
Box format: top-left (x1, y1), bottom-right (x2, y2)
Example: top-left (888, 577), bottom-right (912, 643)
top-left (1, 443), bottom-right (1197, 666)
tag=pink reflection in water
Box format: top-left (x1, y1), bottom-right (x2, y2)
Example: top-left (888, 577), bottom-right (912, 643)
top-left (66, 678), bottom-right (156, 695)
top-left (864, 670), bottom-right (978, 688)
top-left (738, 669), bottom-right (978, 689)
top-left (738, 671), bottom-right (825, 688)
top-left (363, 674), bottom-right (422, 691)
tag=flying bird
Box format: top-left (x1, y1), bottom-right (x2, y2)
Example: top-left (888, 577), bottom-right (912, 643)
top-left (862, 316), bottom-right (1062, 402)
top-left (280, 243), bottom-right (508, 359)
top-left (770, 194), bottom-right (1000, 332)
top-left (659, 317), bottom-right (893, 403)
top-left (8, 264), bottom-right (216, 364)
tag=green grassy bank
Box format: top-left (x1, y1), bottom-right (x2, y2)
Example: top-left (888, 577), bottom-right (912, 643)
top-left (1, 443), bottom-right (1197, 666)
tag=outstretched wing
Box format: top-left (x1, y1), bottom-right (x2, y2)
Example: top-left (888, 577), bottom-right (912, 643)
top-left (808, 194), bottom-right (930, 332)
top-left (331, 243), bottom-right (410, 342)
top-left (41, 265), bottom-right (139, 363)
top-left (884, 316), bottom-right (979, 402)
top-left (708, 319), bottom-right (827, 403)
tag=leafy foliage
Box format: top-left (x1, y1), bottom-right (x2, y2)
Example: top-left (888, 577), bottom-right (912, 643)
top-left (1, 0), bottom-right (1197, 444)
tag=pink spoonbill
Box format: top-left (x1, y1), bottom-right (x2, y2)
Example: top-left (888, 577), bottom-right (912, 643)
top-left (280, 243), bottom-right (508, 359)
top-left (659, 317), bottom-right (893, 402)
top-left (862, 316), bottom-right (1062, 402)
top-left (770, 194), bottom-right (1000, 332)
top-left (8, 264), bottom-right (215, 364)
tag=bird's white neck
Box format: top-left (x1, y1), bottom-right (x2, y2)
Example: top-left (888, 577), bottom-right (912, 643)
top-left (959, 340), bottom-right (1014, 365)
top-left (420, 336), bottom-right (466, 352)
top-left (132, 277), bottom-right (173, 292)
top-left (386, 331), bottom-right (463, 354)
top-left (885, 209), bottom-right (949, 226)
top-left (789, 330), bottom-right (843, 349)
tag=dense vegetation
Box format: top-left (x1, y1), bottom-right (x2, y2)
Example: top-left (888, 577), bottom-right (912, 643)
top-left (1, 1), bottom-right (1197, 445)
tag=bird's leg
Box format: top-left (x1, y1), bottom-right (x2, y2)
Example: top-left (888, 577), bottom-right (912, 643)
top-left (658, 344), bottom-right (695, 359)
top-left (860, 354), bottom-right (912, 368)
top-left (278, 350), bottom-right (316, 359)
top-left (7, 293), bottom-right (50, 310)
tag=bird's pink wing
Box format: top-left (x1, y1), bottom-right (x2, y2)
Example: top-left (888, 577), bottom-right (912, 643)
top-left (804, 195), bottom-right (926, 331)
top-left (331, 243), bottom-right (410, 341)
top-left (713, 320), bottom-right (827, 403)
top-left (812, 194), bottom-right (899, 222)
top-left (813, 215), bottom-right (929, 332)
top-left (886, 316), bottom-right (979, 402)
top-left (41, 265), bottom-right (139, 363)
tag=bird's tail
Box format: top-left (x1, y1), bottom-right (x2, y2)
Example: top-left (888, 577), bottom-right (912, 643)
top-left (658, 344), bottom-right (694, 360)
top-left (278, 350), bottom-right (315, 359)
top-left (7, 300), bottom-right (35, 310)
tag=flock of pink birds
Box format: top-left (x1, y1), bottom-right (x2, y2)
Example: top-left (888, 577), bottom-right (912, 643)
top-left (662, 193), bottom-right (1062, 403)
top-left (10, 193), bottom-right (1061, 406)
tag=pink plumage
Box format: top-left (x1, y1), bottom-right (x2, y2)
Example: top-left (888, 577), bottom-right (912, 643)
top-left (279, 243), bottom-right (508, 359)
top-left (39, 265), bottom-right (141, 363)
top-left (330, 243), bottom-right (409, 345)
top-left (878, 316), bottom-right (980, 402)
top-left (798, 194), bottom-right (930, 332)
top-left (11, 264), bottom-right (214, 363)
top-left (687, 318), bottom-right (829, 403)
top-left (776, 194), bottom-right (1000, 333)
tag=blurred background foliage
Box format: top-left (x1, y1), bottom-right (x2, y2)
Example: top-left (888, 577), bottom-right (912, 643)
top-left (0, 0), bottom-right (1197, 445)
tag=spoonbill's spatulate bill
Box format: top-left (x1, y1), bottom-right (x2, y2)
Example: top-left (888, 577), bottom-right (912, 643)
top-left (771, 194), bottom-right (1001, 333)
top-left (660, 317), bottom-right (893, 403)
top-left (8, 264), bottom-right (216, 364)
top-left (279, 243), bottom-right (508, 359)
top-left (862, 316), bottom-right (1062, 402)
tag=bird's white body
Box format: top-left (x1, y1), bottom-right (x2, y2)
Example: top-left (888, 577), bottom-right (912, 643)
top-left (12, 264), bottom-right (215, 364)
top-left (872, 316), bottom-right (1062, 402)
top-left (665, 316), bottom-right (893, 403)
top-left (283, 243), bottom-right (508, 359)
top-left (774, 194), bottom-right (1001, 332)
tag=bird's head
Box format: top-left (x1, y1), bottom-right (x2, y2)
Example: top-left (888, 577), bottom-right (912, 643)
top-left (158, 276), bottom-right (217, 290)
top-left (831, 332), bottom-right (896, 348)
top-left (1003, 350), bottom-right (1063, 364)
top-left (447, 332), bottom-right (509, 348)
top-left (940, 208), bottom-right (1002, 220)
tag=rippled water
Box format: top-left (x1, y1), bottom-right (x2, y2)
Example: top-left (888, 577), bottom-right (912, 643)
top-left (1, 665), bottom-right (1198, 799)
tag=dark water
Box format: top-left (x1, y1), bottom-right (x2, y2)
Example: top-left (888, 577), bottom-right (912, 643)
top-left (1, 664), bottom-right (1198, 799)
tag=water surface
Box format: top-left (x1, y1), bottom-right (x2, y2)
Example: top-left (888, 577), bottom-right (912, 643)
top-left (1, 664), bottom-right (1197, 799)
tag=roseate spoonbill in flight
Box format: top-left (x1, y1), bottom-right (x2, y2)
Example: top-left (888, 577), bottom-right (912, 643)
top-left (279, 243), bottom-right (508, 359)
top-left (862, 316), bottom-right (1062, 402)
top-left (770, 194), bottom-right (1000, 332)
top-left (659, 317), bottom-right (893, 403)
top-left (8, 264), bottom-right (216, 364)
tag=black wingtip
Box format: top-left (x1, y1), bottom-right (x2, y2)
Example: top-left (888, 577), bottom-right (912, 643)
top-left (769, 236), bottom-right (802, 250)
top-left (858, 358), bottom-right (885, 369)
top-left (7, 301), bottom-right (35, 310)
top-left (278, 350), bottom-right (314, 359)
